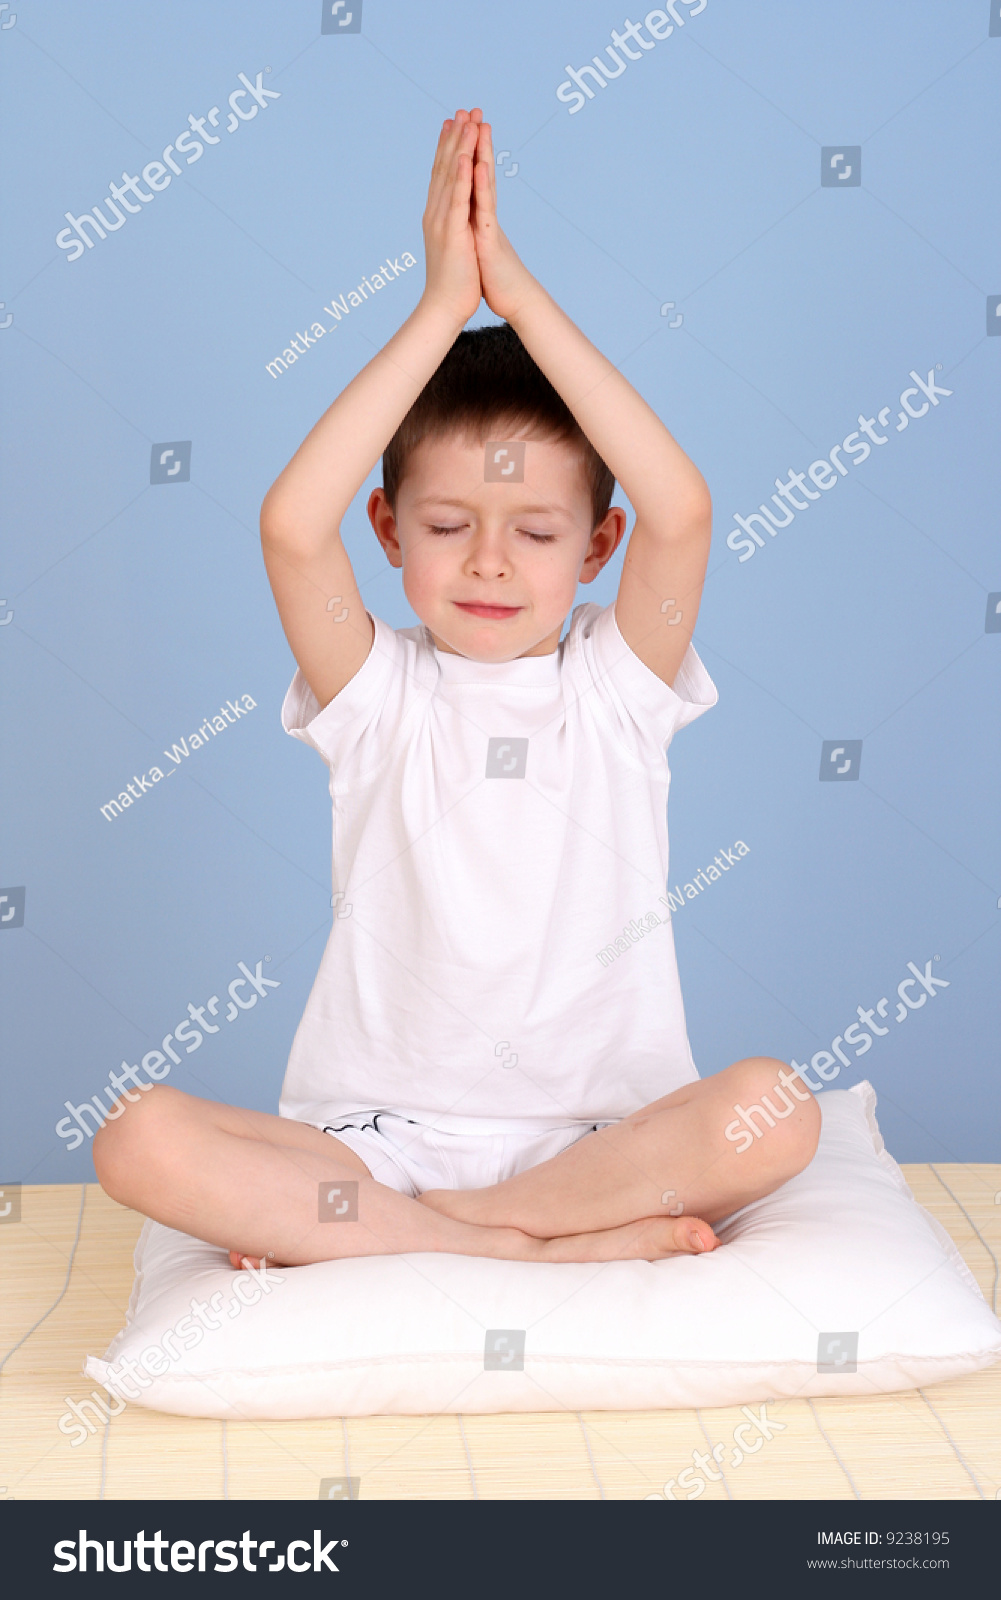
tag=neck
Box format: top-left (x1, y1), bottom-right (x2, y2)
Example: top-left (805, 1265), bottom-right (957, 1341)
top-left (428, 624), bottom-right (562, 659)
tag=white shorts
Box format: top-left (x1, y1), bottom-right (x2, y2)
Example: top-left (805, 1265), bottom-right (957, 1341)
top-left (320, 1107), bottom-right (615, 1199)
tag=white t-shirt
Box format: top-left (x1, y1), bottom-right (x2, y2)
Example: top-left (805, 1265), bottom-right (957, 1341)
top-left (278, 601), bottom-right (717, 1129)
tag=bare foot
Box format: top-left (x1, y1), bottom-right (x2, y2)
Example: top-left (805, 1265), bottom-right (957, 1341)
top-left (420, 1188), bottom-right (718, 1258)
top-left (228, 1213), bottom-right (716, 1270)
top-left (229, 1249), bottom-right (285, 1270)
top-left (536, 1214), bottom-right (718, 1262)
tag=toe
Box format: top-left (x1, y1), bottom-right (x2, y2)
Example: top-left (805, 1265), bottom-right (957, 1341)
top-left (229, 1249), bottom-right (262, 1269)
top-left (675, 1217), bottom-right (718, 1253)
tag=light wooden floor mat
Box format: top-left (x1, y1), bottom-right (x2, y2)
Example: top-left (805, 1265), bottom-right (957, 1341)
top-left (2, 1171), bottom-right (998, 1500)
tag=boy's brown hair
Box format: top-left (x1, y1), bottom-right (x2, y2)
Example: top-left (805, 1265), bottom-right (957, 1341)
top-left (381, 321), bottom-right (616, 531)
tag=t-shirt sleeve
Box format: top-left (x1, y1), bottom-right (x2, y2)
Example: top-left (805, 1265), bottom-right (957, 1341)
top-left (280, 612), bottom-right (425, 781)
top-left (569, 601), bottom-right (717, 761)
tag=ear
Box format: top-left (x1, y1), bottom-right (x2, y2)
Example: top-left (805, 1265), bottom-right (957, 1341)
top-left (578, 505), bottom-right (627, 583)
top-left (368, 487), bottom-right (403, 569)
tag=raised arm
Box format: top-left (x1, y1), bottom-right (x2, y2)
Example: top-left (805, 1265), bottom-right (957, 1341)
top-left (469, 118), bottom-right (711, 688)
top-left (260, 112), bottom-right (484, 711)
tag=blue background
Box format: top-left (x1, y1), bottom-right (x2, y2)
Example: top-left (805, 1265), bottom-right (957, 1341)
top-left (2, 0), bottom-right (998, 1180)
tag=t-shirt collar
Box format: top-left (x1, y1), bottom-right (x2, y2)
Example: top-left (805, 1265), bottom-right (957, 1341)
top-left (422, 624), bottom-right (563, 685)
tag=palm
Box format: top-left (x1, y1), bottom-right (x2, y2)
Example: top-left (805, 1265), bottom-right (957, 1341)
top-left (470, 120), bottom-right (532, 321)
top-left (421, 110), bottom-right (533, 326)
top-left (420, 113), bottom-right (483, 323)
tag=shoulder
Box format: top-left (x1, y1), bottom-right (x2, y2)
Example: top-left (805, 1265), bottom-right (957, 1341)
top-left (363, 615), bottom-right (441, 696)
top-left (561, 598), bottom-right (718, 752)
top-left (561, 600), bottom-right (609, 660)
top-left (281, 611), bottom-right (435, 756)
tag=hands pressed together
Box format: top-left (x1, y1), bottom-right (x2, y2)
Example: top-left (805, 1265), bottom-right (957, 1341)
top-left (421, 107), bottom-right (538, 327)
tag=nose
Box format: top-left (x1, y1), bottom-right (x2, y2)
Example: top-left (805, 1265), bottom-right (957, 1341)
top-left (463, 525), bottom-right (511, 580)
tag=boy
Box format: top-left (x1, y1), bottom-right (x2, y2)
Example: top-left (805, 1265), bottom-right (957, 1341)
top-left (94, 108), bottom-right (819, 1267)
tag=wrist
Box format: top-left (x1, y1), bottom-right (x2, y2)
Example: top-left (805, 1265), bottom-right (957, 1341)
top-left (415, 291), bottom-right (474, 341)
top-left (503, 275), bottom-right (549, 331)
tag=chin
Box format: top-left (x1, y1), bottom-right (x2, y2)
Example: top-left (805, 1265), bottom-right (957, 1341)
top-left (432, 618), bottom-right (520, 656)
top-left (458, 642), bottom-right (523, 663)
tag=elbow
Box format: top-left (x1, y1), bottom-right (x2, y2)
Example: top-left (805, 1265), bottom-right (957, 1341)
top-left (260, 506), bottom-right (310, 557)
top-left (259, 495), bottom-right (339, 559)
top-left (259, 493), bottom-right (292, 549)
top-left (259, 476), bottom-right (311, 548)
top-left (663, 484), bottom-right (711, 545)
top-left (684, 479), bottom-right (712, 530)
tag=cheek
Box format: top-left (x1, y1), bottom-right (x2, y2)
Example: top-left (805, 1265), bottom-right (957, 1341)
top-left (536, 548), bottom-right (583, 601)
top-left (400, 539), bottom-right (447, 606)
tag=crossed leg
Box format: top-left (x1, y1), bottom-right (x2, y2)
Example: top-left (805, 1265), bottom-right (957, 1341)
top-left (420, 1057), bottom-right (821, 1238)
top-left (93, 1085), bottom-right (725, 1266)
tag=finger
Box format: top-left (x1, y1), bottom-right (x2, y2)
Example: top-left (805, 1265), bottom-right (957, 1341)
top-left (471, 163), bottom-right (489, 238)
top-left (431, 114), bottom-right (465, 184)
top-left (428, 116), bottom-right (470, 221)
top-left (448, 119), bottom-right (480, 208)
top-left (450, 110), bottom-right (479, 162)
top-left (477, 120), bottom-right (498, 214)
top-left (472, 126), bottom-right (497, 226)
top-left (427, 119), bottom-right (455, 203)
top-left (440, 113), bottom-right (475, 191)
top-left (436, 115), bottom-right (466, 174)
top-left (470, 135), bottom-right (491, 226)
top-left (450, 146), bottom-right (476, 220)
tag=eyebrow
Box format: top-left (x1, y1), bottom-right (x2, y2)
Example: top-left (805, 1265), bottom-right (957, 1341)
top-left (411, 495), bottom-right (574, 520)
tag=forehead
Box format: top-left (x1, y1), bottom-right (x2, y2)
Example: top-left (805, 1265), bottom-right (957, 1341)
top-left (401, 430), bottom-right (591, 518)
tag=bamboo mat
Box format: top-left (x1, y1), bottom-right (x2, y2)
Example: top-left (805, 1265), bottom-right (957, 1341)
top-left (1, 1169), bottom-right (998, 1501)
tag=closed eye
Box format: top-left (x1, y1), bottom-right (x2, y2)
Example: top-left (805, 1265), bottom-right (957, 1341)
top-left (427, 524), bottom-right (557, 544)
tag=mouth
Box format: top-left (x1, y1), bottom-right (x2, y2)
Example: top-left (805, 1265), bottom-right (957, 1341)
top-left (453, 602), bottom-right (522, 620)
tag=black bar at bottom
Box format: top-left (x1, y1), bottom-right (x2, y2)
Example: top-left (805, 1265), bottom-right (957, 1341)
top-left (3, 1498), bottom-right (993, 1591)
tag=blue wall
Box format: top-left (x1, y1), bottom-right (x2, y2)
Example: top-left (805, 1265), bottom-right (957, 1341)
top-left (2, 0), bottom-right (998, 1181)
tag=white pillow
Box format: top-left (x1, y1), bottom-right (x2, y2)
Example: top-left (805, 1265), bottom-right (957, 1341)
top-left (85, 1082), bottom-right (1001, 1418)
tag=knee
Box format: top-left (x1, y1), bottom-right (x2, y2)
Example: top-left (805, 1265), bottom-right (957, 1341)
top-left (92, 1083), bottom-right (180, 1201)
top-left (722, 1055), bottom-right (821, 1173)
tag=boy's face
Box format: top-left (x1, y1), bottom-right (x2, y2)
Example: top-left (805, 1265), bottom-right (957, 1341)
top-left (368, 431), bottom-right (625, 660)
